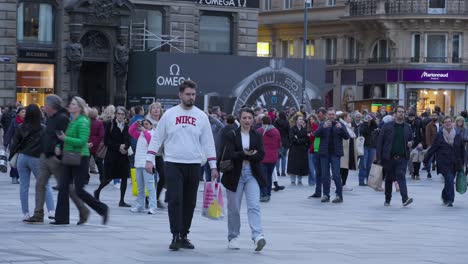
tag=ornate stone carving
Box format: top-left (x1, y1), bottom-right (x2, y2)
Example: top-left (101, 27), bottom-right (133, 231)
top-left (114, 37), bottom-right (129, 77)
top-left (66, 36), bottom-right (83, 71)
top-left (81, 31), bottom-right (110, 54)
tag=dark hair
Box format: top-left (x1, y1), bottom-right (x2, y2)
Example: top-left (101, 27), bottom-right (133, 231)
top-left (23, 104), bottom-right (42, 131)
top-left (254, 106), bottom-right (261, 112)
top-left (317, 108), bottom-right (327, 115)
top-left (461, 110), bottom-right (468, 118)
top-left (278, 111), bottom-right (287, 120)
top-left (134, 106), bottom-right (144, 115)
top-left (239, 107), bottom-right (255, 118)
top-left (226, 114), bottom-right (235, 125)
top-left (327, 107), bottom-right (335, 112)
top-left (262, 115), bottom-right (272, 125)
top-left (396, 105), bottom-right (405, 112)
top-left (179, 80), bottom-right (197, 93)
top-left (294, 114), bottom-right (304, 122)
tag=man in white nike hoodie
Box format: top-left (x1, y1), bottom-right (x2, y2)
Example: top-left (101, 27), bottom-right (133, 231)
top-left (145, 80), bottom-right (219, 251)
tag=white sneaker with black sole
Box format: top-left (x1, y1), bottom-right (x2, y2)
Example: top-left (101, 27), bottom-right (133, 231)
top-left (228, 237), bottom-right (240, 250)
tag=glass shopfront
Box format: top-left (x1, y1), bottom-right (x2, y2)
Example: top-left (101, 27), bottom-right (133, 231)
top-left (16, 63), bottom-right (54, 106)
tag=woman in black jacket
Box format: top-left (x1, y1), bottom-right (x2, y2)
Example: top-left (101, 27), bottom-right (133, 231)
top-left (273, 111), bottom-right (290, 176)
top-left (287, 115), bottom-right (310, 185)
top-left (220, 108), bottom-right (266, 252)
top-left (358, 114), bottom-right (378, 186)
top-left (10, 104), bottom-right (55, 221)
top-left (94, 106), bottom-right (131, 207)
top-left (424, 116), bottom-right (464, 207)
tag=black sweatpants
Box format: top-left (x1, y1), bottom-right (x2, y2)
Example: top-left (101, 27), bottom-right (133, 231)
top-left (165, 162), bottom-right (200, 236)
top-left (156, 156), bottom-right (166, 200)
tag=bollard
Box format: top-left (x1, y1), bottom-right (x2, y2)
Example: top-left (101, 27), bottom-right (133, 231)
top-left (0, 160), bottom-right (7, 173)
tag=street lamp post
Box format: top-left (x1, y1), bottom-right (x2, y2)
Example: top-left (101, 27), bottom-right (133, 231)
top-left (302, 0), bottom-right (311, 105)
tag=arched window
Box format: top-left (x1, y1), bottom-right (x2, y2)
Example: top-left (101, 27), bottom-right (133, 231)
top-left (17, 2), bottom-right (55, 43)
top-left (369, 39), bottom-right (390, 63)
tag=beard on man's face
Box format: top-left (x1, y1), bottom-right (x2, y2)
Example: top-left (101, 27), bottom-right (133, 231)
top-left (182, 99), bottom-right (194, 107)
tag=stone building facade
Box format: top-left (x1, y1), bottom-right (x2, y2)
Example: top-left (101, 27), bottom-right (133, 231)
top-left (1, 0), bottom-right (259, 107)
top-left (0, 0), bottom-right (17, 106)
top-left (259, 0), bottom-right (468, 114)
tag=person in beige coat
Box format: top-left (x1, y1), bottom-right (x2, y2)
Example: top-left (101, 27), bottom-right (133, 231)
top-left (410, 143), bottom-right (427, 180)
top-left (338, 112), bottom-right (359, 191)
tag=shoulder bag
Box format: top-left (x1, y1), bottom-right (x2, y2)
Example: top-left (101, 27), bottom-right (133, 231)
top-left (219, 130), bottom-right (236, 173)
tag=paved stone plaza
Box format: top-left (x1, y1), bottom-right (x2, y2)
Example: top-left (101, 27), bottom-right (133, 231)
top-left (0, 170), bottom-right (465, 264)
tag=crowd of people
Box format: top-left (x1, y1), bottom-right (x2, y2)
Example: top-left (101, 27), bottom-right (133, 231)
top-left (1, 80), bottom-right (466, 252)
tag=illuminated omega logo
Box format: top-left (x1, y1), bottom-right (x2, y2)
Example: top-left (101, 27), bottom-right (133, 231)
top-left (232, 59), bottom-right (321, 114)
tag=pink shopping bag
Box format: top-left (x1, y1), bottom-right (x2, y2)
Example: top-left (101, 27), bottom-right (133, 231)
top-left (202, 182), bottom-right (224, 220)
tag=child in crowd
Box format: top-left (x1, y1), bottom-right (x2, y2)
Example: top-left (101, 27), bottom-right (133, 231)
top-left (410, 143), bottom-right (427, 180)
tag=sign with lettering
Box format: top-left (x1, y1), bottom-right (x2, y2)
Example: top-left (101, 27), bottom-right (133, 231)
top-left (179, 0), bottom-right (259, 8)
top-left (19, 50), bottom-right (56, 60)
top-left (402, 69), bottom-right (468, 83)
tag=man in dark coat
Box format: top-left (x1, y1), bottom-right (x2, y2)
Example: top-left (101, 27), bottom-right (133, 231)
top-left (1, 106), bottom-right (16, 147)
top-left (314, 108), bottom-right (350, 203)
top-left (376, 106), bottom-right (414, 207)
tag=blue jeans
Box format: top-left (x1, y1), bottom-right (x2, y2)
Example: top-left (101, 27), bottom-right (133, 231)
top-left (320, 154), bottom-right (343, 197)
top-left (17, 154), bottom-right (54, 214)
top-left (276, 147), bottom-right (287, 174)
top-left (261, 163), bottom-right (275, 197)
top-left (442, 172), bottom-right (455, 203)
top-left (358, 147), bottom-right (376, 184)
top-left (227, 164), bottom-right (263, 241)
top-left (308, 153), bottom-right (316, 185)
top-left (313, 153), bottom-right (322, 195)
top-left (135, 168), bottom-right (157, 210)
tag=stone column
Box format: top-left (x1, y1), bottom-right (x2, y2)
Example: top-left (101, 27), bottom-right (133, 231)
top-left (0, 0), bottom-right (17, 106)
top-left (113, 36), bottom-right (129, 106)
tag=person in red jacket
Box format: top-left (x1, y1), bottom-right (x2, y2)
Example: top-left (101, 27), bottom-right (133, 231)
top-left (87, 108), bottom-right (105, 183)
top-left (257, 116), bottom-right (283, 202)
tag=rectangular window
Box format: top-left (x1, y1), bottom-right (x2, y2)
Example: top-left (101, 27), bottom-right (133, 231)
top-left (327, 0), bottom-right (336, 6)
top-left (264, 0), bottom-right (271, 11)
top-left (306, 39), bottom-right (315, 57)
top-left (425, 34), bottom-right (447, 62)
top-left (284, 0), bottom-right (293, 9)
top-left (200, 15), bottom-right (232, 54)
top-left (17, 3), bottom-right (54, 43)
top-left (306, 0), bottom-right (313, 8)
top-left (429, 0), bottom-right (445, 8)
top-left (346, 37), bottom-right (358, 62)
top-left (133, 10), bottom-right (163, 50)
top-left (325, 38), bottom-right (337, 64)
top-left (257, 42), bottom-right (270, 57)
top-left (452, 33), bottom-right (462, 63)
top-left (16, 63), bottom-right (54, 107)
top-left (412, 33), bottom-right (421, 62)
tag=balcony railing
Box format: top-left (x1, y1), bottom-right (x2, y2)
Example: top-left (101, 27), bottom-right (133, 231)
top-left (368, 57), bottom-right (391, 64)
top-left (344, 58), bottom-right (360, 64)
top-left (424, 57), bottom-right (448, 63)
top-left (326, 59), bottom-right (337, 65)
top-left (347, 0), bottom-right (467, 17)
top-left (410, 56), bottom-right (420, 63)
top-left (452, 57), bottom-right (463, 63)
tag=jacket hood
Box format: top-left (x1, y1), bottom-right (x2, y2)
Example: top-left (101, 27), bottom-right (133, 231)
top-left (261, 125), bottom-right (278, 137)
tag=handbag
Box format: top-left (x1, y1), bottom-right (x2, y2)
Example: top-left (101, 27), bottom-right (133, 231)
top-left (96, 143), bottom-right (107, 159)
top-left (355, 136), bottom-right (365, 156)
top-left (219, 146), bottom-right (233, 173)
top-left (62, 151), bottom-right (82, 166)
top-left (456, 170), bottom-right (467, 194)
top-left (368, 163), bottom-right (383, 191)
top-left (9, 153), bottom-right (18, 168)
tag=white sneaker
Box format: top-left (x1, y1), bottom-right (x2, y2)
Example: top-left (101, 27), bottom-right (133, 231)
top-left (254, 235), bottom-right (266, 252)
top-left (343, 186), bottom-right (353, 191)
top-left (114, 183), bottom-right (121, 189)
top-left (48, 210), bottom-right (55, 220)
top-left (130, 207), bottom-right (144, 213)
top-left (147, 208), bottom-right (157, 215)
top-left (228, 237), bottom-right (240, 250)
top-left (23, 213), bottom-right (30, 220)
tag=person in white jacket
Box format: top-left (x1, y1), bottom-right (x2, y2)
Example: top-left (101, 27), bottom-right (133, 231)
top-left (129, 119), bottom-right (157, 214)
top-left (145, 80), bottom-right (219, 251)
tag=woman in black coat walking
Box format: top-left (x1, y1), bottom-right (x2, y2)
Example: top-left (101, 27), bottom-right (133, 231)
top-left (287, 115), bottom-right (310, 185)
top-left (94, 107), bottom-right (131, 207)
top-left (424, 116), bottom-right (464, 207)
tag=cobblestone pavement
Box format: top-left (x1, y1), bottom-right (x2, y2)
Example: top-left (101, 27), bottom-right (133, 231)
top-left (0, 169), bottom-right (465, 264)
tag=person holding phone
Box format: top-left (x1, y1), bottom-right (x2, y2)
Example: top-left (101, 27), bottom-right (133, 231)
top-left (220, 107), bottom-right (267, 251)
top-left (314, 108), bottom-right (350, 203)
top-left (287, 115), bottom-right (310, 185)
top-left (94, 106), bottom-right (131, 207)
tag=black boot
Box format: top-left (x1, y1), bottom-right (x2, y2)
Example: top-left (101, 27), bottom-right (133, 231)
top-left (180, 235), bottom-right (195, 249)
top-left (273, 181), bottom-right (285, 192)
top-left (169, 234), bottom-right (181, 251)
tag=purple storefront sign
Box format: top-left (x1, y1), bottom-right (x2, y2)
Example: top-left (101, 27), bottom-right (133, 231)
top-left (402, 69), bottom-right (468, 83)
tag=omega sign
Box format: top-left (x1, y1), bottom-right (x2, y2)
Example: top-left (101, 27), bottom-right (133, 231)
top-left (198, 0), bottom-right (247, 7)
top-left (157, 64), bottom-right (191, 87)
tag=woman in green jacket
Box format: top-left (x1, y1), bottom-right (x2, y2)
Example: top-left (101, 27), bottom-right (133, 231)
top-left (52, 97), bottom-right (109, 225)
